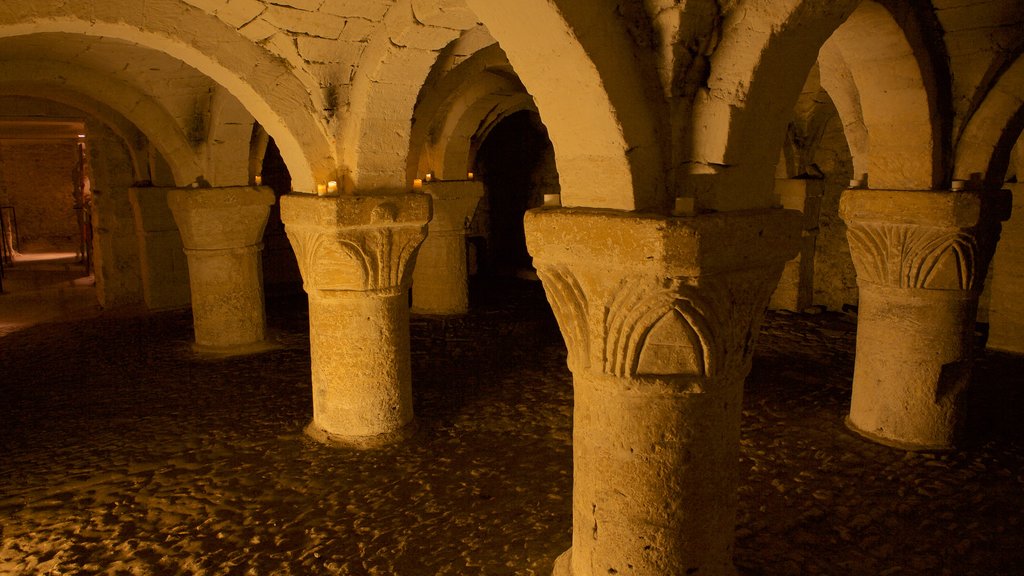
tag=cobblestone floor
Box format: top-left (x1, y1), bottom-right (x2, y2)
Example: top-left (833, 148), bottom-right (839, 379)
top-left (1, 271), bottom-right (1023, 575)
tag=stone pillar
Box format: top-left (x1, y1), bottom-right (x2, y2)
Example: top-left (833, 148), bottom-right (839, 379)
top-left (769, 178), bottom-right (823, 311)
top-left (525, 207), bottom-right (801, 576)
top-left (167, 186), bottom-right (275, 353)
top-left (840, 188), bottom-right (1011, 450)
top-left (129, 187), bottom-right (190, 310)
top-left (985, 183), bottom-right (1024, 353)
top-left (281, 192), bottom-right (430, 448)
top-left (411, 181), bottom-right (483, 315)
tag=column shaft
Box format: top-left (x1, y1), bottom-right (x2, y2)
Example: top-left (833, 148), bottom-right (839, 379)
top-left (411, 181), bottom-right (482, 315)
top-left (526, 207), bottom-right (801, 576)
top-left (412, 229), bottom-right (469, 314)
top-left (841, 188), bottom-right (1010, 449)
top-left (307, 289), bottom-right (413, 442)
top-left (167, 186), bottom-right (275, 354)
top-left (568, 372), bottom-right (740, 575)
top-left (184, 244), bottom-right (266, 349)
top-left (281, 192), bottom-right (430, 447)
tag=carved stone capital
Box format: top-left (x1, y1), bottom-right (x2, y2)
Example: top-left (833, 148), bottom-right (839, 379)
top-left (280, 192), bottom-right (431, 446)
top-left (528, 207), bottom-right (801, 576)
top-left (168, 186), bottom-right (276, 250)
top-left (525, 207), bottom-right (803, 382)
top-left (840, 189), bottom-right (1011, 291)
top-left (166, 186), bottom-right (276, 352)
top-left (840, 189), bottom-right (1013, 449)
top-left (280, 193), bottom-right (431, 295)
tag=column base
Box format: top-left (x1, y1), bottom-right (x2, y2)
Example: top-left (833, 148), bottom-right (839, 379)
top-left (845, 416), bottom-right (955, 452)
top-left (303, 418), bottom-right (419, 450)
top-left (191, 338), bottom-right (280, 358)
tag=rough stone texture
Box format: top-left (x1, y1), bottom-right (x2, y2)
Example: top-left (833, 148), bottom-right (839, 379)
top-left (985, 183), bottom-right (1023, 353)
top-left (0, 141), bottom-right (80, 252)
top-left (3, 274), bottom-right (1022, 576)
top-left (525, 207), bottom-right (801, 576)
top-left (281, 192), bottom-right (430, 447)
top-left (841, 188), bottom-right (1012, 450)
top-left (770, 179), bottom-right (823, 312)
top-left (87, 126), bottom-right (145, 309)
top-left (167, 186), bottom-right (275, 352)
top-left (411, 181), bottom-right (483, 315)
top-left (129, 187), bottom-right (191, 310)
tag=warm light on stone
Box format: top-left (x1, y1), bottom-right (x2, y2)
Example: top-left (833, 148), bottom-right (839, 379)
top-left (411, 181), bottom-right (483, 315)
top-left (167, 186), bottom-right (275, 354)
top-left (526, 207), bottom-right (801, 576)
top-left (281, 192), bottom-right (431, 448)
top-left (841, 188), bottom-right (1011, 450)
top-left (129, 187), bottom-right (191, 311)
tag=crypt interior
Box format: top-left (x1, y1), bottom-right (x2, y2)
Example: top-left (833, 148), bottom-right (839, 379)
top-left (1, 0), bottom-right (1023, 574)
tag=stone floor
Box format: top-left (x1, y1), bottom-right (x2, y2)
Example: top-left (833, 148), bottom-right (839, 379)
top-left (1, 256), bottom-right (1023, 575)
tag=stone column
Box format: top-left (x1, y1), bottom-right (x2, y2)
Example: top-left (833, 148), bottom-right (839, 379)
top-left (840, 188), bottom-right (1011, 450)
top-left (526, 207), bottom-right (801, 576)
top-left (769, 178), bottom-right (823, 311)
top-left (129, 187), bottom-right (190, 310)
top-left (167, 186), bottom-right (275, 353)
top-left (985, 182), bottom-right (1024, 353)
top-left (411, 181), bottom-right (483, 315)
top-left (281, 192), bottom-right (430, 448)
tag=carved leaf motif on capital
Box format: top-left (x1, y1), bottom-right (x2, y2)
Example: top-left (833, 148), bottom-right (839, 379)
top-left (536, 265), bottom-right (590, 373)
top-left (846, 222), bottom-right (982, 290)
top-left (286, 225), bottom-right (426, 292)
top-left (604, 279), bottom-right (720, 379)
top-left (536, 264), bottom-right (782, 382)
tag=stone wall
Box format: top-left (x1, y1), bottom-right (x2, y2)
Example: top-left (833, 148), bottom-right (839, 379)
top-left (0, 141), bottom-right (80, 252)
top-left (88, 122), bottom-right (144, 308)
top-left (810, 112), bottom-right (858, 312)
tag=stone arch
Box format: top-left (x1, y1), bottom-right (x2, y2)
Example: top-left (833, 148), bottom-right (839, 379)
top-left (201, 84), bottom-right (256, 187)
top-left (778, 63), bottom-right (855, 180)
top-left (0, 60), bottom-right (202, 186)
top-left (688, 0), bottom-right (951, 208)
top-left (463, 0), bottom-right (664, 211)
top-left (954, 54), bottom-right (1024, 188)
top-left (408, 41), bottom-right (538, 182)
top-left (0, 1), bottom-right (335, 193)
top-left (339, 0), bottom-right (467, 193)
top-left (817, 47), bottom-right (870, 185)
top-left (447, 92), bottom-right (537, 180)
top-left (685, 0), bottom-right (858, 210)
top-left (822, 0), bottom-right (951, 190)
top-left (0, 87), bottom-right (155, 185)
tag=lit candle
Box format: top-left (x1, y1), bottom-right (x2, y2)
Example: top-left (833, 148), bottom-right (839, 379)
top-left (255, 175), bottom-right (262, 185)
top-left (327, 180), bottom-right (338, 194)
top-left (412, 178), bottom-right (423, 190)
top-left (467, 171), bottom-right (474, 181)
top-left (316, 183), bottom-right (327, 196)
top-left (424, 171), bottom-right (434, 182)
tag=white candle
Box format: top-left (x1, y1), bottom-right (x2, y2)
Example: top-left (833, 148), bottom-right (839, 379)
top-left (467, 171), bottom-right (474, 181)
top-left (327, 180), bottom-right (338, 194)
top-left (425, 172), bottom-right (434, 182)
top-left (412, 178), bottom-right (423, 190)
top-left (255, 175), bottom-right (262, 186)
top-left (316, 183), bottom-right (327, 196)
top-left (543, 194), bottom-right (560, 207)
